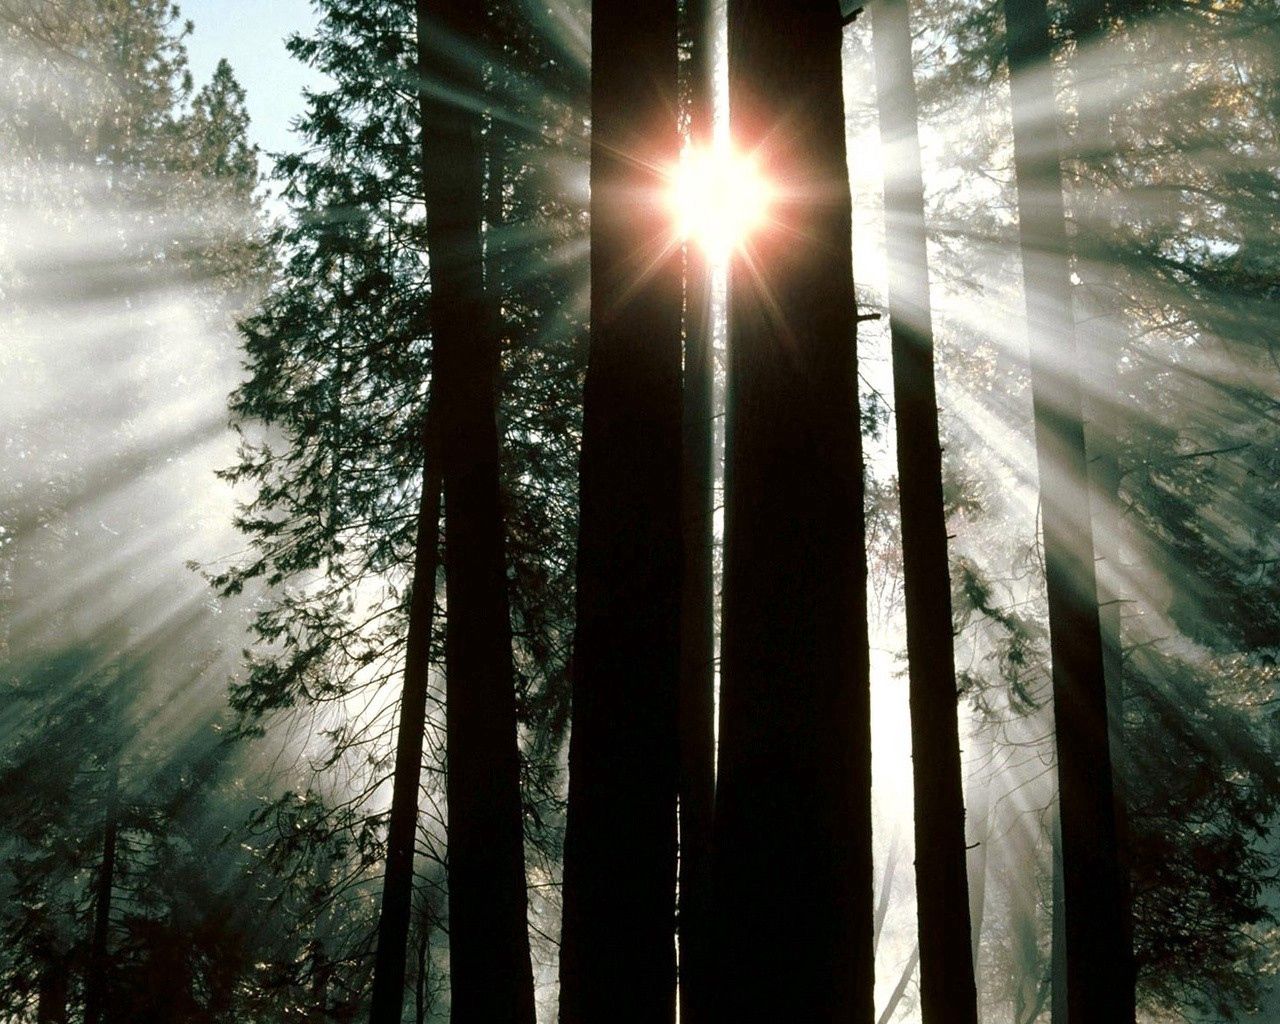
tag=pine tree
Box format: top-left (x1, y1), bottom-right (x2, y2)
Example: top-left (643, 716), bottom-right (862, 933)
top-left (414, 1), bottom-right (537, 1020)
top-left (557, 0), bottom-right (683, 1019)
top-left (713, 1), bottom-right (874, 1020)
top-left (869, 1), bottom-right (980, 1021)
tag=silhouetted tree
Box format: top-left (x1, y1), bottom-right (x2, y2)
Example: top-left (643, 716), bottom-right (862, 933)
top-left (557, 0), bottom-right (683, 1019)
top-left (1001, 0), bottom-right (1134, 1016)
top-left (713, 1), bottom-right (874, 1020)
top-left (415, 1), bottom-right (538, 1020)
top-left (677, 1), bottom-right (716, 1021)
top-left (870, 1), bottom-right (979, 1020)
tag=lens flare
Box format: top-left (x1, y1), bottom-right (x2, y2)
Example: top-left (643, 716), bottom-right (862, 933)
top-left (668, 144), bottom-right (772, 262)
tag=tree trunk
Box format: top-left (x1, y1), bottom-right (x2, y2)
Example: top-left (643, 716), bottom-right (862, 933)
top-left (84, 759), bottom-right (118, 1024)
top-left (678, 1), bottom-right (716, 1022)
top-left (416, 3), bottom-right (536, 1023)
top-left (557, 0), bottom-right (684, 1019)
top-left (870, 3), bottom-right (980, 1022)
top-left (37, 956), bottom-right (69, 1024)
top-left (1001, 0), bottom-right (1135, 1018)
top-left (965, 754), bottom-right (991, 1017)
top-left (713, 2), bottom-right (874, 1021)
top-left (1064, 0), bottom-right (1136, 998)
top-left (367, 399), bottom-right (442, 1024)
top-left (1050, 806), bottom-right (1067, 1023)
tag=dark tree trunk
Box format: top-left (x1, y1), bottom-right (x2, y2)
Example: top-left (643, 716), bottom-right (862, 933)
top-left (84, 760), bottom-right (118, 1024)
top-left (1064, 0), bottom-right (1136, 988)
top-left (367, 400), bottom-right (442, 1024)
top-left (37, 956), bottom-right (69, 1024)
top-left (416, 3), bottom-right (536, 1023)
top-left (1001, 0), bottom-right (1135, 1018)
top-left (557, 0), bottom-right (683, 1019)
top-left (1051, 806), bottom-right (1068, 1023)
top-left (713, 2), bottom-right (874, 1021)
top-left (677, 1), bottom-right (716, 1022)
top-left (870, 3), bottom-right (979, 1022)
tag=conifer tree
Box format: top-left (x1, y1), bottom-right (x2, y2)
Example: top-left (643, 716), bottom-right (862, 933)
top-left (869, 1), bottom-right (979, 1021)
top-left (713, 1), bottom-right (874, 1020)
top-left (557, 0), bottom-right (683, 1019)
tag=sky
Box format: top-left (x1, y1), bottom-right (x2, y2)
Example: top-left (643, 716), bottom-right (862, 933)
top-left (181, 0), bottom-right (324, 157)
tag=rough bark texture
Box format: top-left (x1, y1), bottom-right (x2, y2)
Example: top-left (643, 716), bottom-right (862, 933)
top-left (557, 0), bottom-right (684, 1020)
top-left (677, 0), bottom-right (716, 1021)
top-left (1002, 0), bottom-right (1135, 1018)
top-left (870, 2), bottom-right (980, 1022)
top-left (713, 2), bottom-right (874, 1021)
top-left (367, 401), bottom-right (442, 1024)
top-left (417, 2), bottom-right (536, 1022)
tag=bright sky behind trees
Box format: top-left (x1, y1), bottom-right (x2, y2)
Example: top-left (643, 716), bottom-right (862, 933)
top-left (183, 0), bottom-right (321, 155)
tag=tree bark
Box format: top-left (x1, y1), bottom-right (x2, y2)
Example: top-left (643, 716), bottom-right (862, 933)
top-left (367, 400), bottom-right (442, 1024)
top-left (415, 3), bottom-right (536, 1023)
top-left (557, 0), bottom-right (684, 1019)
top-left (677, 1), bottom-right (716, 1022)
top-left (870, 3), bottom-right (980, 1022)
top-left (1001, 0), bottom-right (1135, 1018)
top-left (713, 2), bottom-right (874, 1021)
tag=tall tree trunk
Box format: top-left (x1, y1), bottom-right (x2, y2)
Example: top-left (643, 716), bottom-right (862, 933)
top-left (678, 1), bottom-right (716, 1022)
top-left (1001, 0), bottom-right (1134, 1018)
top-left (84, 760), bottom-right (118, 1024)
top-left (367, 400), bottom-right (442, 1024)
top-left (870, 3), bottom-right (979, 1022)
top-left (713, 2), bottom-right (873, 1021)
top-left (965, 729), bottom-right (993, 1017)
top-left (37, 955), bottom-right (68, 1024)
top-left (557, 0), bottom-right (684, 1019)
top-left (1050, 805), bottom-right (1067, 1023)
top-left (1064, 0), bottom-right (1136, 996)
top-left (416, 3), bottom-right (536, 1023)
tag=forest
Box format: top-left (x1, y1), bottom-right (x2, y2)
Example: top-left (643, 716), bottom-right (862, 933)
top-left (1, 0), bottom-right (1278, 1021)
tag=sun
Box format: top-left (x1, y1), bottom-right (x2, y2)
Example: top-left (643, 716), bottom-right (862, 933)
top-left (668, 144), bottom-right (773, 263)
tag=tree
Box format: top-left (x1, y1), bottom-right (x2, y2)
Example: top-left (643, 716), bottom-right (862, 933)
top-left (415, 0), bottom-right (538, 1020)
top-left (713, 1), bottom-right (873, 1020)
top-left (1001, 0), bottom-right (1134, 1016)
top-left (676, 0), bottom-right (716, 1021)
top-left (557, 0), bottom-right (683, 1018)
top-left (869, 1), bottom-right (980, 1021)
top-left (215, 0), bottom-right (587, 1017)
top-left (367, 395), bottom-right (441, 1024)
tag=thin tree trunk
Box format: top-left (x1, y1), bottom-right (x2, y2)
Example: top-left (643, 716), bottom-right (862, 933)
top-left (416, 3), bottom-right (536, 1023)
top-left (1050, 806), bottom-right (1067, 1023)
top-left (1064, 0), bottom-right (1136, 998)
top-left (873, 833), bottom-right (901, 955)
top-left (678, 1), bottom-right (716, 1021)
top-left (83, 759), bottom-right (118, 1024)
top-left (877, 945), bottom-right (920, 1024)
top-left (713, 2), bottom-right (873, 1021)
top-left (415, 915), bottom-right (430, 1024)
top-left (367, 399), bottom-right (442, 1024)
top-left (965, 732), bottom-right (992, 1011)
top-left (870, 3), bottom-right (979, 1021)
top-left (557, 0), bottom-right (683, 1018)
top-left (1001, 0), bottom-right (1134, 1018)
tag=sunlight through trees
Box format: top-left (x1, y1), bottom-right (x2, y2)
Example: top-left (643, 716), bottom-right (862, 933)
top-left (2, 0), bottom-right (1278, 1022)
